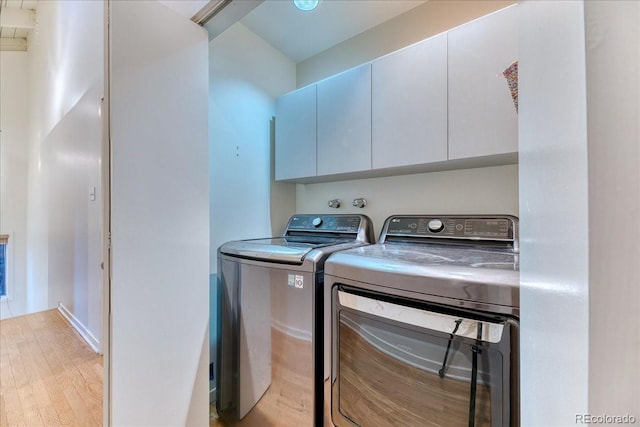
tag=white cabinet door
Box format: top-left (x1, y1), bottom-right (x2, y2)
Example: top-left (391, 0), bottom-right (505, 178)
top-left (448, 6), bottom-right (518, 160)
top-left (372, 33), bottom-right (448, 169)
top-left (275, 85), bottom-right (317, 180)
top-left (317, 64), bottom-right (372, 176)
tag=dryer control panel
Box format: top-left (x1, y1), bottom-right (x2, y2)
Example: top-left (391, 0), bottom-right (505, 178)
top-left (382, 215), bottom-right (519, 250)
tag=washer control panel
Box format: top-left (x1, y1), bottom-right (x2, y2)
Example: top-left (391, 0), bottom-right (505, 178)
top-left (427, 219), bottom-right (444, 233)
top-left (384, 215), bottom-right (517, 241)
top-left (286, 215), bottom-right (363, 233)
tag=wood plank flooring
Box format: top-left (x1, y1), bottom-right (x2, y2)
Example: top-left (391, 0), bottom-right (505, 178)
top-left (0, 309), bottom-right (103, 427)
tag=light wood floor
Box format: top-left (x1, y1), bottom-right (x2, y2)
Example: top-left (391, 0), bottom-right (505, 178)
top-left (0, 309), bottom-right (103, 427)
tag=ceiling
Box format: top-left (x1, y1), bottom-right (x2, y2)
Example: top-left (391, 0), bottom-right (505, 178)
top-left (158, 0), bottom-right (210, 20)
top-left (0, 0), bottom-right (429, 58)
top-left (0, 0), bottom-right (37, 51)
top-left (164, 0), bottom-right (429, 64)
top-left (239, 0), bottom-right (428, 63)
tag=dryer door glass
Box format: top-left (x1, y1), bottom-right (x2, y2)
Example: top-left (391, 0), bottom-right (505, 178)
top-left (331, 287), bottom-right (517, 427)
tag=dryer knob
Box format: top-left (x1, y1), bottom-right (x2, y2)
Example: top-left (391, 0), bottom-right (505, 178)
top-left (312, 217), bottom-right (323, 228)
top-left (428, 219), bottom-right (444, 233)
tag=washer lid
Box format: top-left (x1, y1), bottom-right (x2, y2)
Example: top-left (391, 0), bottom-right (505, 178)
top-left (219, 237), bottom-right (351, 264)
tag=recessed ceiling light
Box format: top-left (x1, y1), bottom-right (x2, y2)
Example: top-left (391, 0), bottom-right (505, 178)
top-left (293, 0), bottom-right (319, 12)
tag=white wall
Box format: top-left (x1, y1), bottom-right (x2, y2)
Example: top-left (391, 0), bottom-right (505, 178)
top-left (585, 0), bottom-right (640, 417)
top-left (519, 1), bottom-right (590, 424)
top-left (520, 2), bottom-right (640, 423)
top-left (45, 84), bottom-right (103, 350)
top-left (1, 0), bottom-right (104, 333)
top-left (0, 52), bottom-right (29, 319)
top-left (296, 165), bottom-right (519, 238)
top-left (110, 2), bottom-right (210, 425)
top-left (28, 0), bottom-right (103, 138)
top-left (16, 0), bottom-right (104, 347)
top-left (209, 22), bottom-right (296, 274)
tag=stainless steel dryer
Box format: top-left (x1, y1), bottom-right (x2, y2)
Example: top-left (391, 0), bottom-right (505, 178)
top-left (216, 214), bottom-right (374, 427)
top-left (325, 215), bottom-right (519, 427)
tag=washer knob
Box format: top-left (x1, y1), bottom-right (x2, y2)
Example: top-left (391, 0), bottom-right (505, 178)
top-left (312, 217), bottom-right (323, 228)
top-left (428, 219), bottom-right (444, 233)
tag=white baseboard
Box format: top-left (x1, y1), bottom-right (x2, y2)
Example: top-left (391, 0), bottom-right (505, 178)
top-left (57, 303), bottom-right (101, 354)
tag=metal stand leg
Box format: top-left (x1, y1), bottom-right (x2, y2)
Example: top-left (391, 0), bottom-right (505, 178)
top-left (439, 319), bottom-right (463, 378)
top-left (469, 323), bottom-right (483, 427)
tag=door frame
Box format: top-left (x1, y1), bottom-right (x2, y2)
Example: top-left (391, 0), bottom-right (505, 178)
top-left (101, 1), bottom-right (112, 425)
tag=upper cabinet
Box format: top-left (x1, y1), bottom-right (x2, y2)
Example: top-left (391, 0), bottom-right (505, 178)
top-left (372, 33), bottom-right (448, 169)
top-left (448, 6), bottom-right (518, 160)
top-left (274, 6), bottom-right (518, 182)
top-left (275, 84), bottom-right (317, 181)
top-left (317, 64), bottom-right (372, 176)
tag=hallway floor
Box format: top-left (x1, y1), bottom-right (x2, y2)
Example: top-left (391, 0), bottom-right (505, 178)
top-left (0, 309), bottom-right (103, 426)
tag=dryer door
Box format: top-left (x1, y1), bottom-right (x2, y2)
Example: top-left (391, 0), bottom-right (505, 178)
top-left (331, 285), bottom-right (519, 427)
